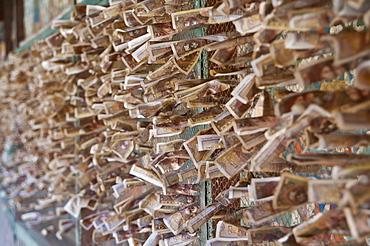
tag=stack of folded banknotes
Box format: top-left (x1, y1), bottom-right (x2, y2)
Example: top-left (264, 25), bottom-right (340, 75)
top-left (0, 0), bottom-right (370, 245)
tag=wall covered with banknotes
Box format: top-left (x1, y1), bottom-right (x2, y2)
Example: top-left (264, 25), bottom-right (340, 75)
top-left (1, 0), bottom-right (370, 245)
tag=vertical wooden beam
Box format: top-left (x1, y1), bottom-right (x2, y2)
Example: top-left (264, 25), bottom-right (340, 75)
top-left (3, 0), bottom-right (13, 55)
top-left (0, 0), bottom-right (4, 21)
top-left (15, 0), bottom-right (25, 47)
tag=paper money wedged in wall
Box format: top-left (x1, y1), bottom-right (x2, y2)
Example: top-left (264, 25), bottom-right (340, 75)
top-left (0, 0), bottom-right (370, 244)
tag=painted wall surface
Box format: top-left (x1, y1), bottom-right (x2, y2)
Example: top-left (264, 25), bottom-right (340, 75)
top-left (24, 0), bottom-right (71, 37)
